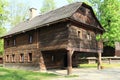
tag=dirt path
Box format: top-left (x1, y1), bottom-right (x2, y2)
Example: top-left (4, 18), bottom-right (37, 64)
top-left (49, 68), bottom-right (120, 80)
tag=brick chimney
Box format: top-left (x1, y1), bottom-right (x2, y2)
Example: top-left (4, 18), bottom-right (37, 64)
top-left (29, 8), bottom-right (37, 20)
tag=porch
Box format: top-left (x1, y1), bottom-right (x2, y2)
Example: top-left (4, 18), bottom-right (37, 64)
top-left (40, 49), bottom-right (102, 75)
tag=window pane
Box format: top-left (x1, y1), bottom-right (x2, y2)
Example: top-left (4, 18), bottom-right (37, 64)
top-left (28, 53), bottom-right (32, 62)
top-left (13, 39), bottom-right (16, 46)
top-left (20, 54), bottom-right (24, 62)
top-left (7, 40), bottom-right (10, 46)
top-left (12, 54), bottom-right (15, 62)
top-left (6, 55), bottom-right (9, 62)
top-left (29, 35), bottom-right (33, 43)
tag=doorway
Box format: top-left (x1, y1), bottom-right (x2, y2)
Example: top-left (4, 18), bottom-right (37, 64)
top-left (64, 53), bottom-right (68, 67)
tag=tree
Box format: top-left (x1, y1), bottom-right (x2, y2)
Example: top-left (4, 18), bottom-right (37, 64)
top-left (0, 28), bottom-right (6, 55)
top-left (87, 0), bottom-right (102, 19)
top-left (8, 0), bottom-right (30, 26)
top-left (40, 0), bottom-right (56, 13)
top-left (98, 0), bottom-right (120, 47)
top-left (0, 0), bottom-right (8, 55)
top-left (0, 0), bottom-right (8, 25)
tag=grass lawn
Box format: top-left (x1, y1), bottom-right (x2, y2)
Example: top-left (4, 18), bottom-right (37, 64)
top-left (0, 67), bottom-right (58, 80)
top-left (1, 63), bottom-right (120, 80)
top-left (79, 63), bottom-right (120, 68)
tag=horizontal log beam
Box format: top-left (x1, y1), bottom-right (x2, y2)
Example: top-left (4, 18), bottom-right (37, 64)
top-left (41, 45), bottom-right (67, 51)
top-left (67, 47), bottom-right (103, 53)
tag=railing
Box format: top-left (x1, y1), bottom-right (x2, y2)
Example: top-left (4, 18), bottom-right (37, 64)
top-left (80, 57), bottom-right (120, 64)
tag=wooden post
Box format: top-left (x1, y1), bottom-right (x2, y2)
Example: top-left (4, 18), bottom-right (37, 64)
top-left (40, 52), bottom-right (46, 72)
top-left (67, 50), bottom-right (74, 75)
top-left (97, 52), bottom-right (102, 70)
top-left (109, 58), bottom-right (111, 64)
top-left (36, 29), bottom-right (39, 48)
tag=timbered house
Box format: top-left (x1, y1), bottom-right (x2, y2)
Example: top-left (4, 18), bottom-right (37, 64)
top-left (1, 2), bottom-right (104, 75)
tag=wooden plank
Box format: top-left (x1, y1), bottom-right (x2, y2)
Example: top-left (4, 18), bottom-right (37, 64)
top-left (67, 50), bottom-right (74, 75)
top-left (97, 52), bottom-right (102, 70)
top-left (67, 47), bottom-right (100, 53)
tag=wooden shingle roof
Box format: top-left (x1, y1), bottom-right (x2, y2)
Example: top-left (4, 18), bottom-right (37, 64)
top-left (2, 2), bottom-right (104, 38)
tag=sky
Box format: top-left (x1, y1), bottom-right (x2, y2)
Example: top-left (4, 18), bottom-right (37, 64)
top-left (19, 0), bottom-right (69, 14)
top-left (5, 0), bottom-right (69, 30)
top-left (29, 0), bottom-right (68, 10)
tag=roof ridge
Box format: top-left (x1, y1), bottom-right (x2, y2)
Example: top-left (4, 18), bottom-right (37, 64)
top-left (39, 2), bottom-right (82, 16)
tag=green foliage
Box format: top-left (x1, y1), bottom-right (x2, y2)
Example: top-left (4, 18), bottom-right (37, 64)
top-left (0, 27), bottom-right (6, 55)
top-left (87, 0), bottom-right (102, 19)
top-left (0, 67), bottom-right (58, 80)
top-left (40, 0), bottom-right (56, 13)
top-left (86, 0), bottom-right (120, 47)
top-left (0, 0), bottom-right (8, 25)
top-left (99, 0), bottom-right (120, 47)
top-left (8, 0), bottom-right (30, 26)
top-left (0, 0), bottom-right (7, 55)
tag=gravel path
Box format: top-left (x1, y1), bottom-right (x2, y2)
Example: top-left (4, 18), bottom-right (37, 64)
top-left (49, 68), bottom-right (120, 80)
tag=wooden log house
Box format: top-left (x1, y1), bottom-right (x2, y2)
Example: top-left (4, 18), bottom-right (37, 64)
top-left (1, 2), bottom-right (104, 75)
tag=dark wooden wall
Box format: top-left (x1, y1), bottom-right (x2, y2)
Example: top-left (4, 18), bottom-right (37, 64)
top-left (39, 22), bottom-right (68, 51)
top-left (71, 6), bottom-right (100, 29)
top-left (4, 30), bottom-right (40, 70)
top-left (42, 50), bottom-right (67, 69)
top-left (103, 46), bottom-right (115, 57)
top-left (68, 23), bottom-right (98, 52)
top-left (115, 50), bottom-right (120, 56)
top-left (68, 5), bottom-right (103, 53)
top-left (3, 22), bottom-right (69, 70)
top-left (72, 52), bottom-right (97, 66)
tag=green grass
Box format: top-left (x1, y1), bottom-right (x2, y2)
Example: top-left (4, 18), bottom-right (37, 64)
top-left (0, 67), bottom-right (58, 80)
top-left (1, 63), bottom-right (120, 80)
top-left (79, 63), bottom-right (120, 68)
top-left (102, 63), bottom-right (120, 68)
top-left (79, 64), bottom-right (97, 68)
top-left (64, 75), bottom-right (79, 78)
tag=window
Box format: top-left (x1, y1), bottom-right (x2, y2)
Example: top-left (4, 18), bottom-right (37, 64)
top-left (6, 55), bottom-right (9, 62)
top-left (28, 53), bottom-right (32, 62)
top-left (51, 55), bottom-right (55, 62)
top-left (29, 35), bottom-right (33, 43)
top-left (52, 55), bottom-right (54, 62)
top-left (7, 40), bottom-right (10, 46)
top-left (87, 32), bottom-right (91, 40)
top-left (20, 54), bottom-right (24, 62)
top-left (77, 30), bottom-right (82, 39)
top-left (13, 38), bottom-right (16, 46)
top-left (12, 54), bottom-right (15, 62)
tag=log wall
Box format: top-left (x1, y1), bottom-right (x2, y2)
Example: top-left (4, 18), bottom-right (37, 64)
top-left (39, 22), bottom-right (68, 51)
top-left (4, 30), bottom-right (41, 70)
top-left (68, 24), bottom-right (98, 52)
